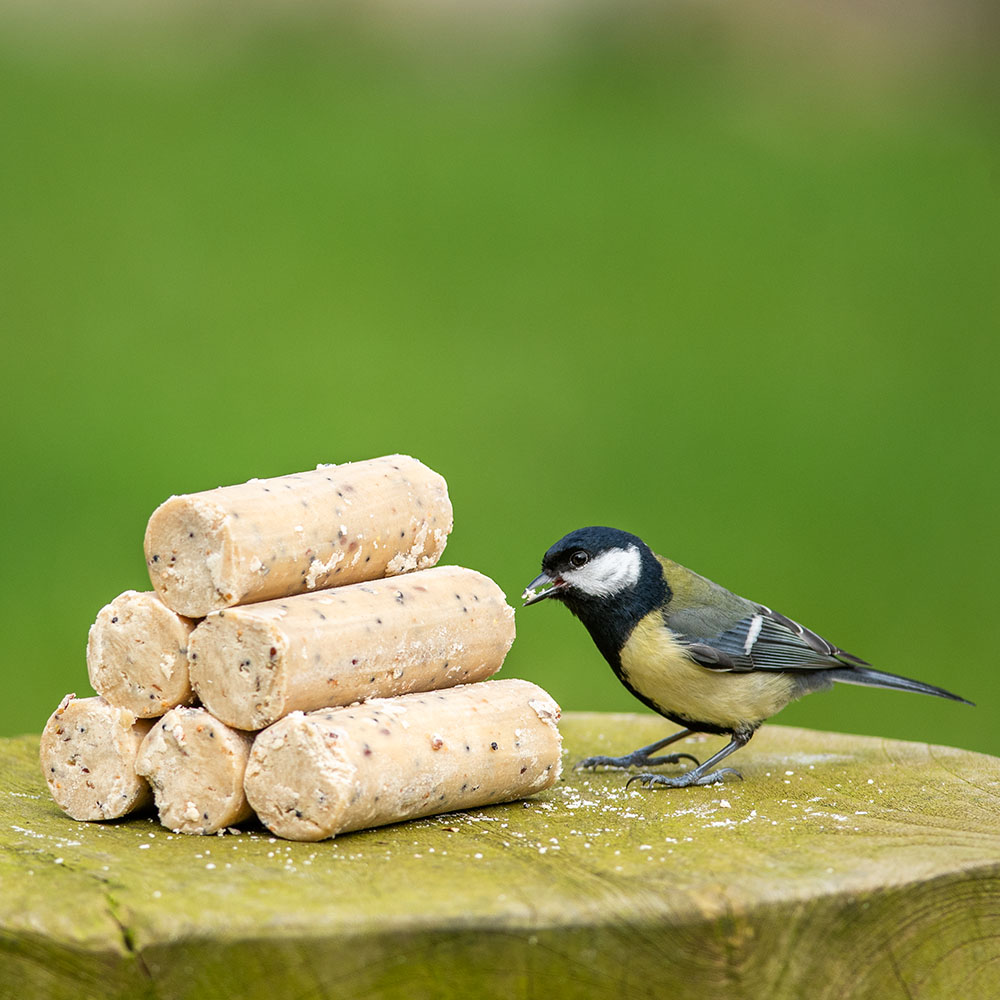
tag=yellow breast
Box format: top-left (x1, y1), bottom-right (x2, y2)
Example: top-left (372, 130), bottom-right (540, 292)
top-left (618, 613), bottom-right (798, 731)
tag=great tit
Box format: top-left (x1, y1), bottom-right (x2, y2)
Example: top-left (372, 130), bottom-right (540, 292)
top-left (522, 526), bottom-right (972, 788)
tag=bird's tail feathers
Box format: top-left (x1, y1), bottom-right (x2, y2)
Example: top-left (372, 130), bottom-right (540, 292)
top-left (826, 666), bottom-right (973, 705)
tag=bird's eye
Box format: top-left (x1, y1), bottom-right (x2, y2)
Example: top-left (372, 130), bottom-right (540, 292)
top-left (570, 550), bottom-right (589, 568)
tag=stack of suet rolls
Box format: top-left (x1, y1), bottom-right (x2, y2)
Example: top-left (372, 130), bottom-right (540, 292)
top-left (40, 455), bottom-right (562, 842)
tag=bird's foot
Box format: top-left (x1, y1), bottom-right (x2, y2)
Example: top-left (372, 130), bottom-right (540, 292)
top-left (643, 752), bottom-right (701, 768)
top-left (626, 767), bottom-right (743, 789)
top-left (575, 751), bottom-right (700, 771)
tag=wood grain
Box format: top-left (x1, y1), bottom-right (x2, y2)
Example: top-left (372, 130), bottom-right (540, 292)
top-left (3, 713), bottom-right (999, 999)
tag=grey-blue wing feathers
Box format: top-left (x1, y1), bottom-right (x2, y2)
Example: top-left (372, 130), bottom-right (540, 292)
top-left (683, 605), bottom-right (870, 673)
top-left (680, 605), bottom-right (972, 704)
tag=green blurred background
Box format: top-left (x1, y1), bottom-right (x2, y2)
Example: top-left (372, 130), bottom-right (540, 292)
top-left (2, 1), bottom-right (997, 755)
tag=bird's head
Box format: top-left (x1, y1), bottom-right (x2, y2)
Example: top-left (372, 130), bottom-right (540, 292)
top-left (522, 526), bottom-right (658, 609)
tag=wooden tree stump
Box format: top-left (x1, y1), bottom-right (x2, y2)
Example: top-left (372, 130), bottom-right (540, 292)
top-left (3, 712), bottom-right (1000, 1000)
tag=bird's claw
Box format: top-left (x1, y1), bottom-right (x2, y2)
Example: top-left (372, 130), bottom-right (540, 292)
top-left (644, 752), bottom-right (700, 768)
top-left (625, 766), bottom-right (743, 789)
top-left (575, 751), bottom-right (700, 772)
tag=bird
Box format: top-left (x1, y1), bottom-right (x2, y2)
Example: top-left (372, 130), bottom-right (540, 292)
top-left (522, 526), bottom-right (972, 789)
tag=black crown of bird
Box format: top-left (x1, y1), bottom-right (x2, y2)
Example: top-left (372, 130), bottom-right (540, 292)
top-left (523, 526), bottom-right (972, 789)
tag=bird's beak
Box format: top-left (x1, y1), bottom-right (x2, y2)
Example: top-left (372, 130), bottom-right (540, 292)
top-left (522, 572), bottom-right (562, 606)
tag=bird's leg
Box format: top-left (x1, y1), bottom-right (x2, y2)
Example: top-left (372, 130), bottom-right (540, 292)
top-left (626, 732), bottom-right (750, 789)
top-left (576, 728), bottom-right (700, 771)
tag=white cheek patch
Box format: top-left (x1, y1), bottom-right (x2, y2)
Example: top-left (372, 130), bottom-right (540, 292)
top-left (563, 545), bottom-right (642, 598)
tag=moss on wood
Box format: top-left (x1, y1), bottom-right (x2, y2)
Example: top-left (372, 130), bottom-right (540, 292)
top-left (3, 714), bottom-right (1000, 999)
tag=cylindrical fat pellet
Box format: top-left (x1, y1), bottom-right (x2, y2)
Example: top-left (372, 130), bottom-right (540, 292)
top-left (144, 454), bottom-right (453, 618)
top-left (244, 678), bottom-right (562, 842)
top-left (86, 590), bottom-right (197, 717)
top-left (39, 694), bottom-right (154, 821)
top-left (135, 707), bottom-right (254, 835)
top-left (188, 565), bottom-right (516, 731)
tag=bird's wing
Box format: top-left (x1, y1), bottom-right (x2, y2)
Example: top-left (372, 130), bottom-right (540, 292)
top-left (683, 605), bottom-right (870, 673)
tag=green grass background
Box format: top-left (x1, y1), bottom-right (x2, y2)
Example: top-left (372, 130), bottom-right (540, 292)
top-left (2, 4), bottom-right (997, 756)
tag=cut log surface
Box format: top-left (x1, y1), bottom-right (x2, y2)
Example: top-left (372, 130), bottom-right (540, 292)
top-left (3, 713), bottom-right (1000, 1000)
